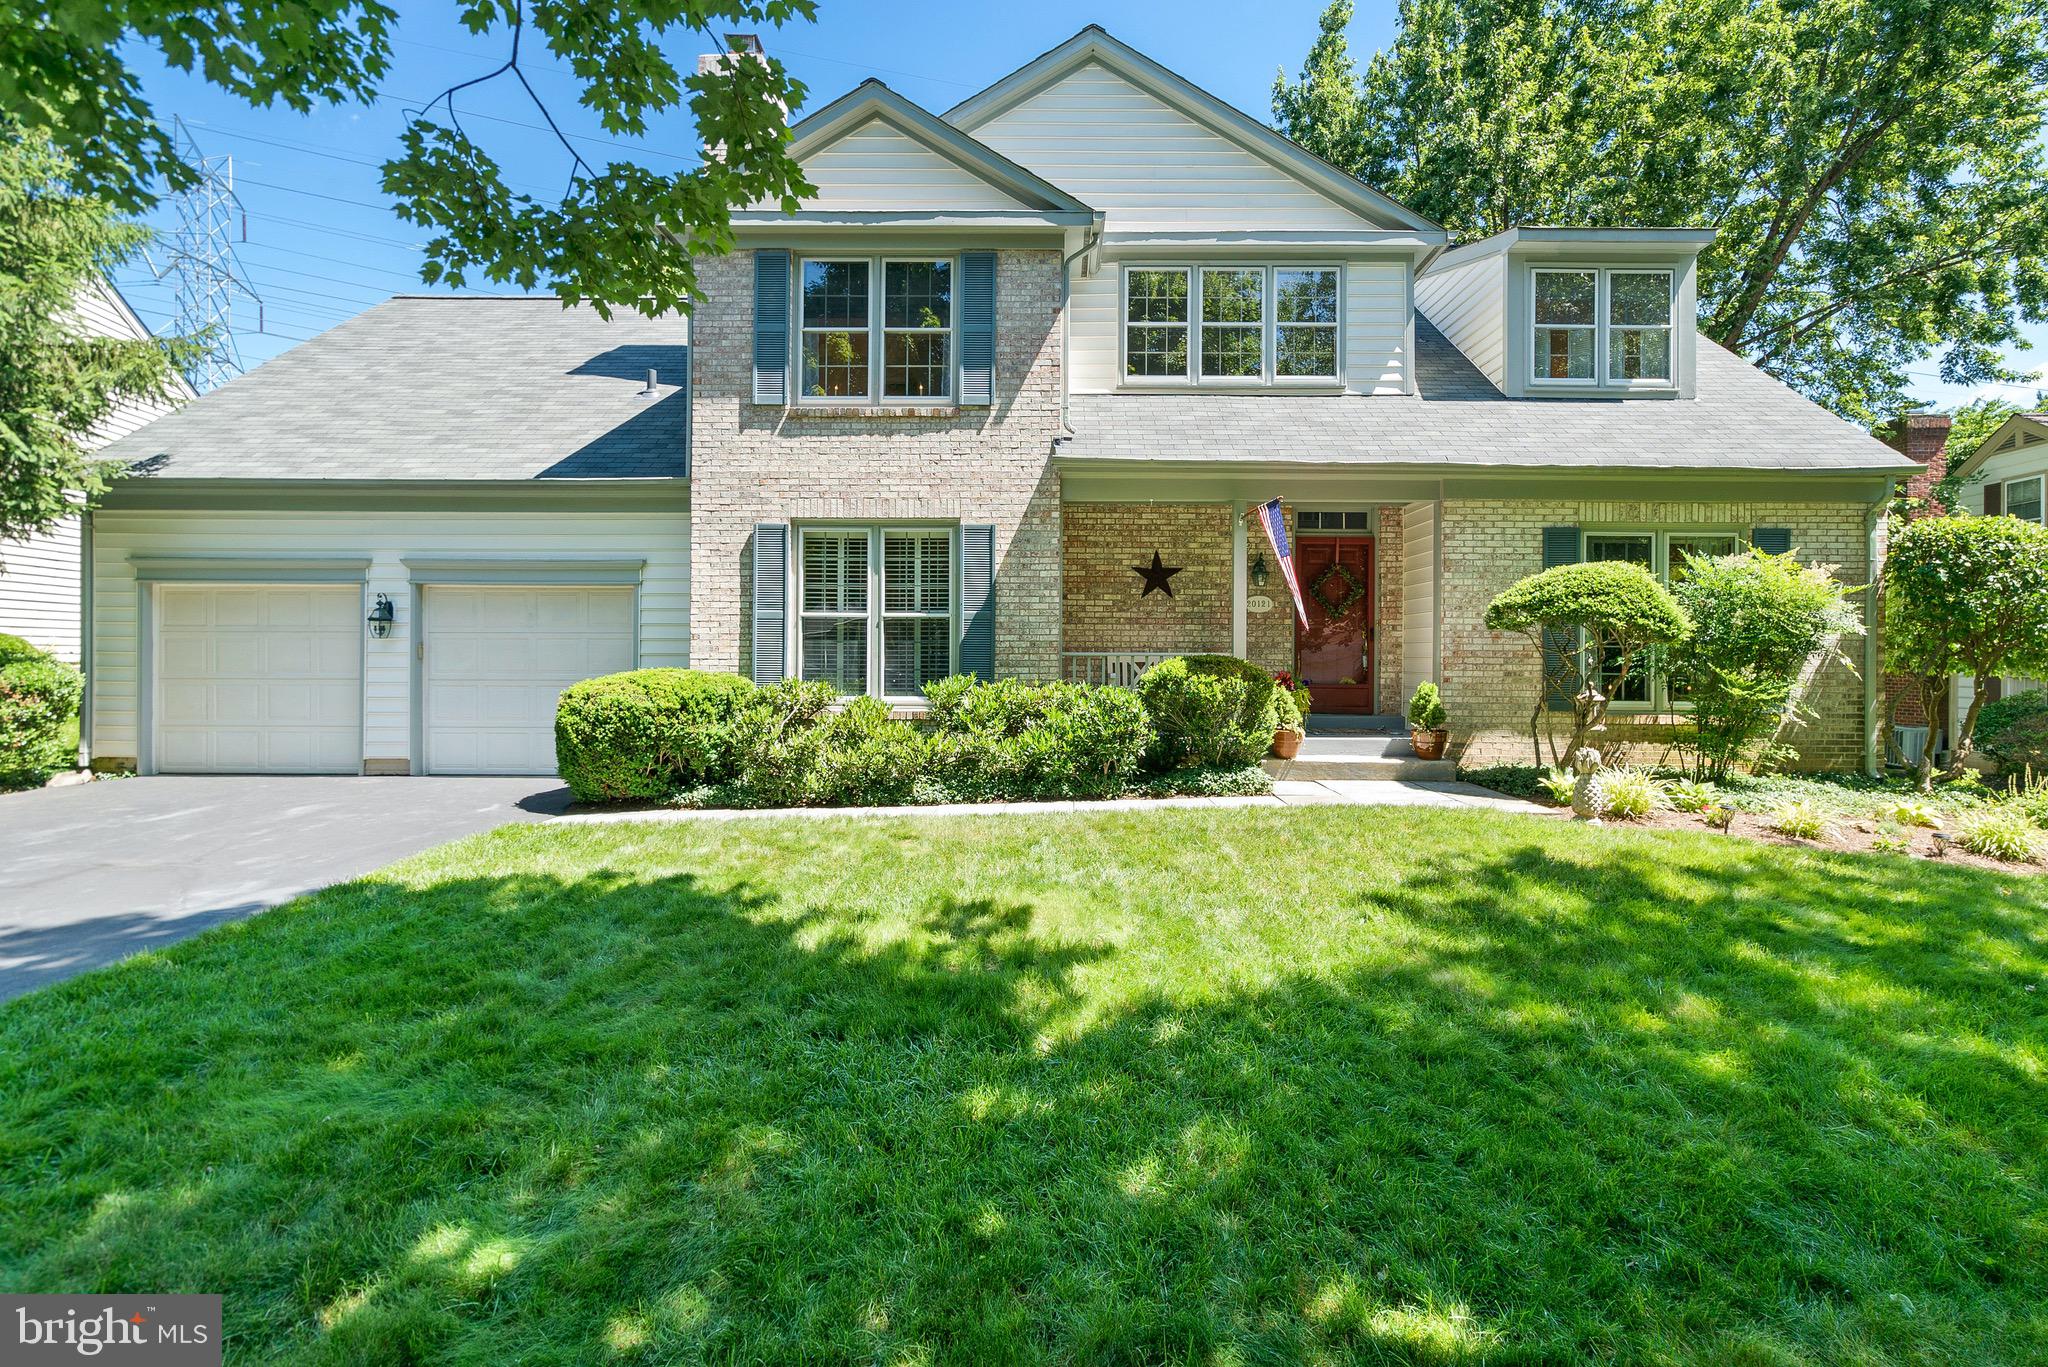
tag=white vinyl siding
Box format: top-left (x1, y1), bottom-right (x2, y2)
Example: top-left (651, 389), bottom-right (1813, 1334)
top-left (0, 515), bottom-right (84, 662)
top-left (775, 116), bottom-right (1029, 211)
top-left (1344, 261), bottom-right (1409, 395)
top-left (1068, 269), bottom-right (1122, 393)
top-left (1413, 254), bottom-right (1507, 390)
top-left (1400, 500), bottom-right (1439, 702)
top-left (88, 507), bottom-right (688, 769)
top-left (970, 60), bottom-right (1388, 232)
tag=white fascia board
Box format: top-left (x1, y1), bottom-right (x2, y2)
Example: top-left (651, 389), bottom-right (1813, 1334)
top-left (1425, 226), bottom-right (1718, 276)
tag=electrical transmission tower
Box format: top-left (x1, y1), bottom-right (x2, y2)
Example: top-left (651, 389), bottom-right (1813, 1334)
top-left (143, 116), bottom-right (265, 392)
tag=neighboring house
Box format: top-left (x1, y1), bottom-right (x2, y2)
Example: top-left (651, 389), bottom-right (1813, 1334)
top-left (1933, 409), bottom-right (2048, 729)
top-left (0, 282), bottom-right (193, 662)
top-left (85, 26), bottom-right (1917, 778)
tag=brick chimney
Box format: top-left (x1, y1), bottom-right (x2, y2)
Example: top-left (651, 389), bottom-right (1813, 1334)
top-left (697, 34), bottom-right (784, 161)
top-left (1883, 411), bottom-right (1952, 516)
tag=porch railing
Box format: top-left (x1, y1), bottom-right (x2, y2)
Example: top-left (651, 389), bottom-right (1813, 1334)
top-left (1062, 651), bottom-right (1173, 688)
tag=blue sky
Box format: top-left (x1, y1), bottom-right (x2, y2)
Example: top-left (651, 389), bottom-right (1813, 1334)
top-left (110, 0), bottom-right (2037, 411)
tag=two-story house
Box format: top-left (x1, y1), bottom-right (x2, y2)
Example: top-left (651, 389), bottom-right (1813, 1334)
top-left (83, 26), bottom-right (1916, 778)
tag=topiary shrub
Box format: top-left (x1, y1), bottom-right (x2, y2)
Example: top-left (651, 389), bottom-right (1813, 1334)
top-left (1137, 654), bottom-right (1278, 770)
top-left (1976, 689), bottom-right (2048, 773)
top-left (0, 633), bottom-right (83, 791)
top-left (1406, 680), bottom-right (1446, 730)
top-left (554, 668), bottom-right (757, 803)
top-left (1484, 561), bottom-right (1690, 769)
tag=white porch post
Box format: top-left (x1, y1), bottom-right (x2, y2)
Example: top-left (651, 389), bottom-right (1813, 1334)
top-left (1231, 500), bottom-right (1248, 658)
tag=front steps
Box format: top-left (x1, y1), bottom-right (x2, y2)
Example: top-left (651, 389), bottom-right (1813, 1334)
top-left (1263, 727), bottom-right (1457, 782)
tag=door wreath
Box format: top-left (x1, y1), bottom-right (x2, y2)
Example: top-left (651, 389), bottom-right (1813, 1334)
top-left (1309, 562), bottom-right (1365, 617)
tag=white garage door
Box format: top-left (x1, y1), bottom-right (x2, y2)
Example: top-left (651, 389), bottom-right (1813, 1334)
top-left (423, 585), bottom-right (635, 775)
top-left (155, 584), bottom-right (362, 774)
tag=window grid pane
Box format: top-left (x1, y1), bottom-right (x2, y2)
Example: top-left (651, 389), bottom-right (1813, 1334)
top-left (1610, 327), bottom-right (1671, 381)
top-left (1609, 273), bottom-right (1672, 327)
top-left (2008, 478), bottom-right (2044, 523)
top-left (883, 332), bottom-right (950, 398)
top-left (884, 534), bottom-right (952, 615)
top-left (802, 330), bottom-right (869, 398)
top-left (1276, 325), bottom-right (1337, 378)
top-left (801, 533), bottom-right (867, 614)
top-left (1200, 269), bottom-right (1264, 380)
top-left (882, 260), bottom-right (951, 400)
top-left (884, 261), bottom-right (951, 329)
top-left (1126, 269), bottom-right (1190, 379)
top-left (801, 619), bottom-right (867, 694)
top-left (802, 260), bottom-right (869, 327)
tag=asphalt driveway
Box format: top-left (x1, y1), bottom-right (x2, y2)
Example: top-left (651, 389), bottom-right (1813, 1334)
top-left (0, 776), bottom-right (570, 1002)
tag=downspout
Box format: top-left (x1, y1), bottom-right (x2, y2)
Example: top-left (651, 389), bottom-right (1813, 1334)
top-left (1863, 490), bottom-right (1887, 777)
top-left (1058, 213), bottom-right (1106, 439)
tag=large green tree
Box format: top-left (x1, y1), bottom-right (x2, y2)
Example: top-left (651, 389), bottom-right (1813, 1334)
top-left (2, 0), bottom-right (817, 318)
top-left (1274, 0), bottom-right (2048, 423)
top-left (0, 133), bottom-right (200, 546)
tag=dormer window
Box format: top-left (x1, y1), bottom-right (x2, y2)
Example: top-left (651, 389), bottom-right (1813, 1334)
top-left (1531, 268), bottom-right (1673, 388)
top-left (1124, 264), bottom-right (1342, 386)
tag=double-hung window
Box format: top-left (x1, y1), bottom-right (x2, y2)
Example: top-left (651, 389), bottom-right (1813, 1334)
top-left (1581, 529), bottom-right (1742, 709)
top-left (797, 527), bottom-right (956, 698)
top-left (799, 257), bottom-right (953, 401)
top-left (1124, 265), bottom-right (1340, 384)
top-left (2004, 475), bottom-right (2045, 523)
top-left (1199, 268), bottom-right (1264, 380)
top-left (1531, 268), bottom-right (1674, 387)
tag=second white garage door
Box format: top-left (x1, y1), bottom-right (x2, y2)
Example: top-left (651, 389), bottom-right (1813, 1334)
top-left (422, 585), bottom-right (636, 775)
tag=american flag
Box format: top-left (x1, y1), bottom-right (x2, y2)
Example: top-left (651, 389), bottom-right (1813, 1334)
top-left (1255, 498), bottom-right (1307, 627)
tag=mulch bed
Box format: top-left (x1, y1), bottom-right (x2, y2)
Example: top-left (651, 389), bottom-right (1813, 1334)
top-left (1565, 805), bottom-right (2041, 875)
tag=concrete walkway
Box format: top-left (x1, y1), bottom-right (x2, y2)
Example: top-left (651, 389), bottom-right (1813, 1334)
top-left (558, 779), bottom-right (1559, 826)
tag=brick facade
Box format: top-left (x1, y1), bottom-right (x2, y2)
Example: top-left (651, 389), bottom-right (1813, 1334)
top-left (1443, 499), bottom-right (1878, 771)
top-left (1063, 504), bottom-right (1233, 657)
top-left (1372, 504), bottom-right (1403, 714)
top-left (1245, 505), bottom-right (1297, 679)
top-left (1880, 414), bottom-right (1951, 728)
top-left (687, 248), bottom-right (1066, 683)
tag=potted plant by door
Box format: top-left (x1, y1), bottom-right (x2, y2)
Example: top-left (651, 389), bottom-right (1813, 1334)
top-left (1271, 672), bottom-right (1309, 759)
top-left (1407, 681), bottom-right (1449, 760)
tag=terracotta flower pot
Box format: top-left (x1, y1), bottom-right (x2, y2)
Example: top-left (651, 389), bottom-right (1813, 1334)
top-left (1409, 727), bottom-right (1449, 761)
top-left (1271, 728), bottom-right (1303, 760)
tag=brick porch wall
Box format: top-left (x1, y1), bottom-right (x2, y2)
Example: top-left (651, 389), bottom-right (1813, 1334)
top-left (1062, 503), bottom-right (1233, 656)
top-left (688, 248), bottom-right (1066, 683)
top-left (1444, 499), bottom-right (1878, 772)
top-left (1373, 505), bottom-right (1403, 714)
top-left (1245, 505), bottom-right (1297, 678)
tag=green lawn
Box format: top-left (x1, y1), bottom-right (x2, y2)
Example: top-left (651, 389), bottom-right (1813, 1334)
top-left (3, 809), bottom-right (2044, 1364)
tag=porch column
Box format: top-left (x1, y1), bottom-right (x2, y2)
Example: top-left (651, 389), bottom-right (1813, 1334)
top-left (1231, 500), bottom-right (1247, 657)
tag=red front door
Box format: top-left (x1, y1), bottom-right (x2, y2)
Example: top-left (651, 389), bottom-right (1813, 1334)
top-left (1295, 537), bottom-right (1373, 713)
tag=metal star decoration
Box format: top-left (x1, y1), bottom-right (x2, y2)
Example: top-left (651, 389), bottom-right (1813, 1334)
top-left (1132, 550), bottom-right (1184, 598)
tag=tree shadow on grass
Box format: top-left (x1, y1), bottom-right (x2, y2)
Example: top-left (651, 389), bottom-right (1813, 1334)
top-left (0, 817), bottom-right (2043, 1365)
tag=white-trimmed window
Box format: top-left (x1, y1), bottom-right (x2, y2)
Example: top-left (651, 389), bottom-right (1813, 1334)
top-left (1532, 268), bottom-right (1675, 388)
top-left (1125, 268), bottom-right (1190, 379)
top-left (1275, 267), bottom-right (1340, 379)
top-left (1533, 269), bottom-right (1597, 382)
top-left (1581, 529), bottom-right (1742, 708)
top-left (2004, 475), bottom-right (2044, 523)
top-left (797, 527), bottom-right (956, 698)
top-left (883, 260), bottom-right (952, 399)
top-left (1124, 264), bottom-right (1342, 385)
top-left (801, 259), bottom-right (870, 399)
top-left (1199, 268), bottom-right (1265, 380)
top-left (799, 256), bottom-right (955, 402)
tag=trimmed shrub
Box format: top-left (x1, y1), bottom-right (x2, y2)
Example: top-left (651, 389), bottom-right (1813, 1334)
top-left (1138, 654), bottom-right (1278, 770)
top-left (718, 679), bottom-right (838, 808)
top-left (924, 678), bottom-right (1153, 800)
top-left (0, 633), bottom-right (83, 791)
top-left (1484, 561), bottom-right (1690, 768)
top-left (812, 696), bottom-right (928, 807)
top-left (554, 669), bottom-right (756, 803)
top-left (1976, 690), bottom-right (2048, 772)
top-left (1406, 680), bottom-right (1446, 730)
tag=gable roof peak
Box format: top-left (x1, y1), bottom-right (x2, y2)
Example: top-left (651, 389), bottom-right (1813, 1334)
top-left (942, 25), bottom-right (1441, 237)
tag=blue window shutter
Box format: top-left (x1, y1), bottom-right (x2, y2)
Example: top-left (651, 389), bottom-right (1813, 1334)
top-left (960, 524), bottom-right (996, 679)
top-left (1751, 526), bottom-right (1793, 556)
top-left (752, 522), bottom-right (789, 684)
top-left (753, 250), bottom-right (789, 405)
top-left (1541, 525), bottom-right (1581, 711)
top-left (960, 251), bottom-right (996, 406)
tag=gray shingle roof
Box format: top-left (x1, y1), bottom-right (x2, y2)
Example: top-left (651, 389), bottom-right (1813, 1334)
top-left (1061, 319), bottom-right (1917, 473)
top-left (98, 297), bottom-right (689, 481)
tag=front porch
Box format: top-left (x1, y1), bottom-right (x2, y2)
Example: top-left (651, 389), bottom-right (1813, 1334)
top-left (1058, 501), bottom-right (1410, 716)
